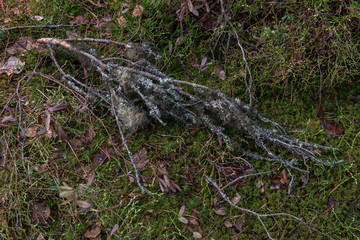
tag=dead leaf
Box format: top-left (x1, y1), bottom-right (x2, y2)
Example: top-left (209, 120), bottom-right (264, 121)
top-left (270, 170), bottom-right (288, 191)
top-left (84, 222), bottom-right (101, 239)
top-left (5, 37), bottom-right (36, 54)
top-left (121, 3), bottom-right (130, 14)
top-left (214, 206), bottom-right (227, 216)
top-left (234, 217), bottom-right (245, 233)
top-left (1, 115), bottom-right (16, 123)
top-left (189, 220), bottom-right (199, 228)
top-left (109, 224), bottom-right (119, 237)
top-left (256, 179), bottom-right (265, 192)
top-left (117, 14), bottom-right (127, 27)
top-left (48, 103), bottom-right (68, 112)
top-left (132, 5), bottom-right (144, 17)
top-left (58, 125), bottom-right (68, 142)
top-left (11, 7), bottom-right (20, 15)
top-left (320, 118), bottom-right (344, 137)
top-left (93, 148), bottom-right (111, 164)
top-left (212, 65), bottom-right (226, 80)
top-left (178, 216), bottom-right (189, 224)
top-left (25, 125), bottom-right (39, 138)
top-left (70, 16), bottom-right (88, 25)
top-left (179, 205), bottom-right (186, 216)
top-left (44, 111), bottom-right (51, 132)
top-left (32, 201), bottom-right (51, 226)
top-left (193, 232), bottom-right (202, 239)
top-left (33, 15), bottom-right (44, 21)
top-left (279, 169), bottom-right (288, 184)
top-left (59, 183), bottom-right (75, 199)
top-left (187, 0), bottom-right (199, 16)
top-left (77, 200), bottom-right (93, 212)
top-left (0, 57), bottom-right (25, 75)
top-left (224, 219), bottom-right (232, 228)
top-left (231, 193), bottom-right (242, 205)
top-left (87, 172), bottom-right (95, 186)
top-left (134, 147), bottom-right (149, 169)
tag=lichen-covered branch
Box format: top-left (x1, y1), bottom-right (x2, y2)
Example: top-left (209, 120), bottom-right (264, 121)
top-left (37, 38), bottom-right (342, 174)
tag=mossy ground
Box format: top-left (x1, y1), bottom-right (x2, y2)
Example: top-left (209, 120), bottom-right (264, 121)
top-left (1, 1), bottom-right (360, 239)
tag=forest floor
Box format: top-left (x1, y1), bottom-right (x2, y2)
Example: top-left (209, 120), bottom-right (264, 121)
top-left (1, 1), bottom-right (360, 239)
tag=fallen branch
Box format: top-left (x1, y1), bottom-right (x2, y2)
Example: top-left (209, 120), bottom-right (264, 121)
top-left (36, 37), bottom-right (342, 175)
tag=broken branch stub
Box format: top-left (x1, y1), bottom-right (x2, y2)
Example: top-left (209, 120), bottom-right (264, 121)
top-left (37, 38), bottom-right (342, 173)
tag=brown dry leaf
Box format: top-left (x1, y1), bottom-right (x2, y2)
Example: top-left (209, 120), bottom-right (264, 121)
top-left (189, 217), bottom-right (199, 226)
top-left (44, 111), bottom-right (51, 132)
top-left (270, 170), bottom-right (288, 191)
top-left (11, 7), bottom-right (20, 15)
top-left (256, 179), bottom-right (265, 192)
top-left (33, 15), bottom-right (44, 21)
top-left (187, 0), bottom-right (199, 16)
top-left (214, 206), bottom-right (227, 216)
top-left (212, 65), bottom-right (226, 80)
top-left (179, 205), bottom-right (186, 216)
top-left (231, 193), bottom-right (242, 205)
top-left (158, 177), bottom-right (167, 192)
top-left (159, 175), bottom-right (182, 193)
top-left (134, 147), bottom-right (149, 169)
top-left (5, 37), bottom-right (36, 54)
top-left (32, 201), bottom-right (51, 226)
top-left (224, 219), bottom-right (232, 228)
top-left (109, 224), bottom-right (119, 237)
top-left (70, 16), bottom-right (88, 25)
top-left (59, 183), bottom-right (75, 199)
top-left (58, 125), bottom-right (68, 142)
top-left (84, 128), bottom-right (96, 143)
top-left (234, 217), bottom-right (245, 233)
top-left (320, 118), bottom-right (344, 137)
top-left (84, 222), bottom-right (101, 239)
top-left (132, 4), bottom-right (144, 17)
top-left (0, 57), bottom-right (25, 75)
top-left (25, 125), bottom-right (39, 138)
top-left (117, 14), bottom-right (127, 27)
top-left (87, 172), bottom-right (95, 187)
top-left (121, 3), bottom-right (130, 13)
top-left (93, 147), bottom-right (112, 164)
top-left (193, 232), bottom-right (202, 239)
top-left (77, 200), bottom-right (93, 212)
top-left (48, 103), bottom-right (68, 112)
top-left (279, 169), bottom-right (288, 184)
top-left (178, 216), bottom-right (189, 224)
top-left (1, 115), bottom-right (16, 123)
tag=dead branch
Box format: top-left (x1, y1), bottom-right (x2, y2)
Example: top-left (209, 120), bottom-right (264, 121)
top-left (36, 37), bottom-right (342, 175)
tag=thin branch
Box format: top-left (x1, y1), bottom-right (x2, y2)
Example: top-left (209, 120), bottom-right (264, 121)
top-left (206, 176), bottom-right (335, 240)
top-left (110, 90), bottom-right (149, 195)
top-left (1, 24), bottom-right (80, 32)
top-left (232, 28), bottom-right (255, 105)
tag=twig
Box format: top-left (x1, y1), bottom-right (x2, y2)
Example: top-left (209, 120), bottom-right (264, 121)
top-left (205, 176), bottom-right (305, 240)
top-left (221, 171), bottom-right (274, 190)
top-left (110, 89), bottom-right (149, 195)
top-left (1, 24), bottom-right (80, 32)
top-left (232, 29), bottom-right (255, 106)
top-left (206, 176), bottom-right (335, 240)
